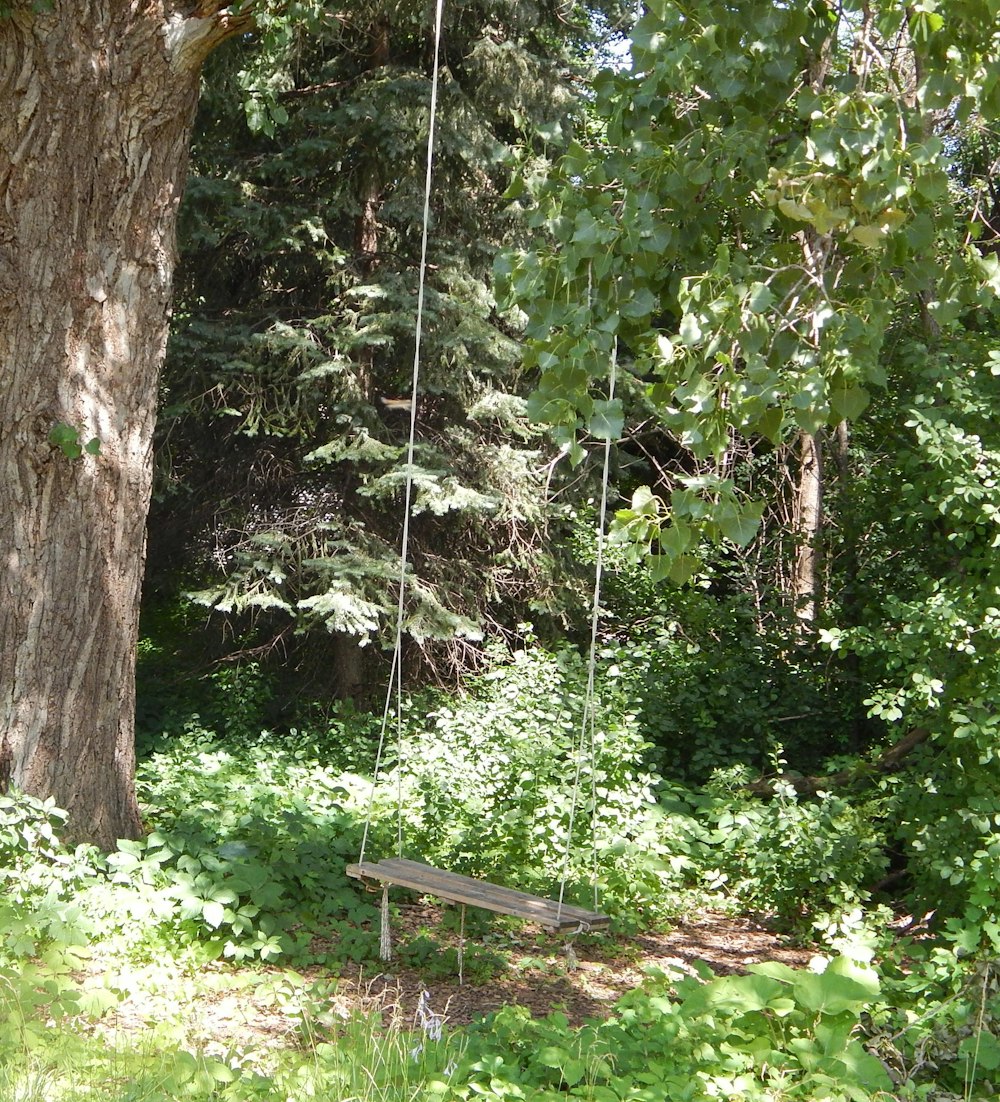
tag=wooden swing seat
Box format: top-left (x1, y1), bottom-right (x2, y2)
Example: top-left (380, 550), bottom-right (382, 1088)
top-left (346, 857), bottom-right (610, 931)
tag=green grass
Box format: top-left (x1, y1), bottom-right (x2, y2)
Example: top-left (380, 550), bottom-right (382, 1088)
top-left (0, 974), bottom-right (464, 1102)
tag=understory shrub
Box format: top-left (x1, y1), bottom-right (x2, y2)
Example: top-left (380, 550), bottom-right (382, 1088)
top-left (696, 771), bottom-right (889, 936)
top-left (596, 548), bottom-right (858, 785)
top-left (368, 640), bottom-right (705, 927)
top-left (889, 712), bottom-right (1000, 941)
top-left (872, 940), bottom-right (1000, 1098)
top-left (457, 953), bottom-right (891, 1102)
top-left (89, 732), bottom-right (379, 962)
top-left (0, 790), bottom-right (99, 962)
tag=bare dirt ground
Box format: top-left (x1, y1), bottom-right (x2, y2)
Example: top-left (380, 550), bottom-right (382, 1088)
top-left (90, 904), bottom-right (814, 1056)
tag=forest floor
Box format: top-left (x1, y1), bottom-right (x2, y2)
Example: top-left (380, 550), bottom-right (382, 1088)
top-left (360, 900), bottom-right (816, 1027)
top-left (87, 904), bottom-right (814, 1059)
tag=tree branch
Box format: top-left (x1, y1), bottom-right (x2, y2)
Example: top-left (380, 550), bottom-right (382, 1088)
top-left (745, 727), bottom-right (931, 797)
top-left (163, 4), bottom-right (256, 70)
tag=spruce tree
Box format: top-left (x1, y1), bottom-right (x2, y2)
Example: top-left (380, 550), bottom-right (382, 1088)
top-left (153, 3), bottom-right (625, 694)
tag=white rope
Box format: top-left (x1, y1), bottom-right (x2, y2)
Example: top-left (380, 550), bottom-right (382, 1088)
top-left (358, 0), bottom-right (446, 869)
top-left (379, 884), bottom-right (393, 961)
top-left (457, 904), bottom-right (466, 986)
top-left (556, 333), bottom-right (618, 924)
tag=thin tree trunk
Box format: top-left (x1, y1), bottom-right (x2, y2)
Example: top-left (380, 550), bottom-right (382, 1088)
top-left (830, 419), bottom-right (867, 751)
top-left (352, 17), bottom-right (390, 405)
top-left (0, 1), bottom-right (247, 847)
top-left (791, 430), bottom-right (824, 624)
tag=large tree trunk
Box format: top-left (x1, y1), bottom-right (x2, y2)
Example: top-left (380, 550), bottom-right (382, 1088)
top-left (0, 1), bottom-right (247, 848)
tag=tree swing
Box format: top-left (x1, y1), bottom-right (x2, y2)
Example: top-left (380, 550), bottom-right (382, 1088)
top-left (346, 0), bottom-right (613, 970)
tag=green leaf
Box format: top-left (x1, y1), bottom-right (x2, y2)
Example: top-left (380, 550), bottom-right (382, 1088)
top-left (561, 1058), bottom-right (585, 1086)
top-left (960, 1030), bottom-right (1000, 1071)
top-left (792, 972), bottom-right (874, 1015)
top-left (829, 387), bottom-right (870, 422)
top-left (648, 555), bottom-right (673, 583)
top-left (620, 286), bottom-right (657, 319)
top-left (747, 282), bottom-right (774, 314)
top-left (777, 197), bottom-right (814, 222)
top-left (678, 314), bottom-right (702, 345)
top-left (847, 223), bottom-right (886, 250)
top-left (588, 399), bottom-right (624, 441)
top-left (630, 485), bottom-right (660, 516)
top-left (537, 1045), bottom-right (568, 1069)
top-left (717, 500), bottom-right (764, 547)
top-left (668, 553), bottom-right (699, 584)
top-left (659, 521), bottom-right (692, 557)
top-left (751, 405), bottom-right (784, 443)
top-left (202, 900), bottom-right (227, 929)
top-left (656, 335), bottom-right (675, 363)
top-left (48, 422), bottom-right (83, 459)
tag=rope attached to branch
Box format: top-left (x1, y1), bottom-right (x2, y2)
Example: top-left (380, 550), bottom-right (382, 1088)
top-left (357, 0), bottom-right (446, 872)
top-left (555, 331), bottom-right (618, 926)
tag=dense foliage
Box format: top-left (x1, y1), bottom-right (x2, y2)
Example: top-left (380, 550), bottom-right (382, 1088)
top-left (7, 0), bottom-right (1000, 1099)
top-left (2, 671), bottom-right (1000, 1101)
top-left (151, 2), bottom-right (626, 695)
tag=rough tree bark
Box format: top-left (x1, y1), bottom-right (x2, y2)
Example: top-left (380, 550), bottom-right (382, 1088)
top-left (0, 1), bottom-right (250, 848)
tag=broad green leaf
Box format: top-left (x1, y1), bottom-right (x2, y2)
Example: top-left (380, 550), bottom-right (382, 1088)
top-left (202, 900), bottom-right (227, 929)
top-left (747, 282), bottom-right (774, 314)
top-left (589, 399), bottom-right (624, 440)
top-left (648, 555), bottom-right (673, 583)
top-left (751, 405), bottom-right (784, 443)
top-left (678, 313), bottom-right (702, 345)
top-left (824, 956), bottom-right (881, 997)
top-left (829, 386), bottom-right (870, 422)
top-left (777, 197), bottom-right (814, 222)
top-left (659, 521), bottom-right (692, 557)
top-left (749, 962), bottom-right (800, 983)
top-left (847, 223), bottom-right (886, 249)
top-left (620, 287), bottom-right (657, 318)
top-left (561, 1058), bottom-right (586, 1086)
top-left (792, 972), bottom-right (874, 1015)
top-left (630, 485), bottom-right (660, 516)
top-left (718, 500), bottom-right (764, 547)
top-left (668, 553), bottom-right (699, 584)
top-left (537, 1045), bottom-right (568, 1069)
top-left (713, 973), bottom-right (787, 1013)
top-left (960, 1030), bottom-right (1000, 1071)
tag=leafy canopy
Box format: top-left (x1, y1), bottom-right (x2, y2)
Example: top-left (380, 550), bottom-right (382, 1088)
top-left (501, 0), bottom-right (1000, 582)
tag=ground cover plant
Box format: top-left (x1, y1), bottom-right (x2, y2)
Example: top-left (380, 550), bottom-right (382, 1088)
top-left (1, 640), bottom-right (999, 1102)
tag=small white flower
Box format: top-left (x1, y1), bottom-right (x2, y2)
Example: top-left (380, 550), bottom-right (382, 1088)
top-left (416, 989), bottom-right (443, 1042)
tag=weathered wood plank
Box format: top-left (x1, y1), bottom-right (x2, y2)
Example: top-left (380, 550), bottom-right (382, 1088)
top-left (346, 858), bottom-right (609, 930)
top-left (383, 859), bottom-right (606, 924)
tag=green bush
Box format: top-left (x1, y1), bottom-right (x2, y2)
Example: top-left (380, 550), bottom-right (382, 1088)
top-left (0, 790), bottom-right (67, 868)
top-left (458, 954), bottom-right (891, 1102)
top-left (0, 790), bottom-right (99, 963)
top-left (590, 531), bottom-right (860, 786)
top-left (696, 771), bottom-right (889, 935)
top-left (95, 732), bottom-right (378, 962)
top-left (370, 640), bottom-right (704, 927)
top-left (890, 708), bottom-right (1000, 941)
